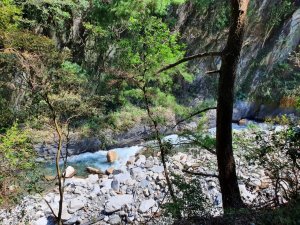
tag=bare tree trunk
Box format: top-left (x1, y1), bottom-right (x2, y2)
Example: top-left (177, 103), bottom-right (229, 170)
top-left (142, 86), bottom-right (176, 203)
top-left (44, 95), bottom-right (64, 225)
top-left (54, 117), bottom-right (63, 225)
top-left (216, 0), bottom-right (250, 212)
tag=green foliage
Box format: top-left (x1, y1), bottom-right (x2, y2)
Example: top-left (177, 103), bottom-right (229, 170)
top-left (109, 104), bottom-right (147, 131)
top-left (257, 197), bottom-right (300, 225)
top-left (0, 0), bottom-right (21, 31)
top-left (253, 61), bottom-right (300, 104)
top-left (0, 123), bottom-right (43, 206)
top-left (242, 118), bottom-right (300, 202)
top-left (21, 0), bottom-right (89, 31)
top-left (265, 0), bottom-right (295, 32)
top-left (193, 0), bottom-right (230, 32)
top-left (108, 14), bottom-right (190, 117)
top-left (164, 174), bottom-right (210, 218)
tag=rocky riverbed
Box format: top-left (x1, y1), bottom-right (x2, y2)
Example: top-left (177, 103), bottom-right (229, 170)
top-left (0, 132), bottom-right (287, 225)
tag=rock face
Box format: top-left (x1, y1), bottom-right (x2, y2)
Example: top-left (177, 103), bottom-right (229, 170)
top-left (107, 150), bottom-right (118, 163)
top-left (173, 1), bottom-right (300, 121)
top-left (34, 134), bottom-right (101, 160)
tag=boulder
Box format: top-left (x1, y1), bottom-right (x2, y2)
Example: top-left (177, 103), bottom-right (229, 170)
top-left (114, 172), bottom-right (132, 184)
top-left (86, 166), bottom-right (103, 174)
top-left (109, 215), bottom-right (122, 225)
top-left (64, 166), bottom-right (76, 178)
top-left (135, 155), bottom-right (146, 166)
top-left (238, 119), bottom-right (248, 126)
top-left (105, 194), bottom-right (134, 213)
top-left (151, 166), bottom-right (164, 173)
top-left (87, 174), bottom-right (99, 184)
top-left (33, 217), bottom-right (48, 225)
top-left (100, 179), bottom-right (113, 189)
top-left (106, 167), bottom-right (115, 175)
top-left (69, 196), bottom-right (86, 212)
top-left (107, 150), bottom-right (118, 163)
top-left (111, 179), bottom-right (120, 192)
top-left (139, 199), bottom-right (156, 213)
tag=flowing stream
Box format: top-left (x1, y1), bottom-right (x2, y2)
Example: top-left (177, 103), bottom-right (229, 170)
top-left (43, 122), bottom-right (276, 176)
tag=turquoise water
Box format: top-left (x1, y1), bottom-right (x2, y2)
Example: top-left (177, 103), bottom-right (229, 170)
top-left (44, 146), bottom-right (143, 177)
top-left (42, 124), bottom-right (270, 177)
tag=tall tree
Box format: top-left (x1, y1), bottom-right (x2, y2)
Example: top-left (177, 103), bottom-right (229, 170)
top-left (158, 0), bottom-right (250, 212)
top-left (216, 0), bottom-right (249, 210)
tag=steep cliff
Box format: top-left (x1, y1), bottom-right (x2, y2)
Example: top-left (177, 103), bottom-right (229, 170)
top-left (174, 0), bottom-right (300, 111)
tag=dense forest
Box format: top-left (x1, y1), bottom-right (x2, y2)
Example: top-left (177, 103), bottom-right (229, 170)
top-left (0, 0), bottom-right (299, 225)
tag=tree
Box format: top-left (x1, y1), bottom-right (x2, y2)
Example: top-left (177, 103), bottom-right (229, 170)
top-left (158, 0), bottom-right (250, 212)
top-left (0, 28), bottom-right (99, 224)
top-left (216, 0), bottom-right (249, 210)
top-left (103, 6), bottom-right (191, 213)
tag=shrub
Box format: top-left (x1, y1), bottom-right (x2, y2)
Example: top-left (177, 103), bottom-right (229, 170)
top-left (164, 174), bottom-right (210, 219)
top-left (0, 123), bottom-right (42, 206)
top-left (244, 117), bottom-right (300, 206)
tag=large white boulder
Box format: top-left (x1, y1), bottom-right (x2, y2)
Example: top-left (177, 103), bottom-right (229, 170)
top-left (64, 166), bottom-right (76, 178)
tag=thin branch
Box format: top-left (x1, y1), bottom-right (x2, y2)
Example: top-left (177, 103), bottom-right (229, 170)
top-left (44, 199), bottom-right (57, 219)
top-left (173, 107), bottom-right (217, 129)
top-left (183, 169), bottom-right (219, 178)
top-left (157, 51), bottom-right (222, 74)
top-left (206, 70), bottom-right (220, 75)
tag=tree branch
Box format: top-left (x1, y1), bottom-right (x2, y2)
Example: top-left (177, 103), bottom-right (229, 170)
top-left (157, 51), bottom-right (222, 74)
top-left (206, 70), bottom-right (220, 75)
top-left (183, 169), bottom-right (219, 178)
top-left (173, 107), bottom-right (217, 129)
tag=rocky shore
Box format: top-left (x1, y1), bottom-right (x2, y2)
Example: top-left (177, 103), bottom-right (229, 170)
top-left (0, 137), bottom-right (283, 225)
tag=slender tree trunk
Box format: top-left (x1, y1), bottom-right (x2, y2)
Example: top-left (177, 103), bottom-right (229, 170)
top-left (54, 117), bottom-right (64, 225)
top-left (142, 86), bottom-right (176, 203)
top-left (216, 0), bottom-right (250, 212)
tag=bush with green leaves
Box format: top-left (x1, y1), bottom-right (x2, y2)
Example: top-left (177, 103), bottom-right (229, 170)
top-left (242, 117), bottom-right (300, 206)
top-left (164, 174), bottom-right (210, 219)
top-left (0, 123), bottom-right (42, 206)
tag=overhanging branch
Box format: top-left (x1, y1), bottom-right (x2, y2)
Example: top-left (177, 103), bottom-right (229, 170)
top-left (173, 107), bottom-right (217, 129)
top-left (206, 70), bottom-right (220, 75)
top-left (157, 51), bottom-right (222, 74)
top-left (183, 169), bottom-right (219, 178)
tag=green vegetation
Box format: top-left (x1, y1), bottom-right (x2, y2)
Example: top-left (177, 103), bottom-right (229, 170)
top-left (0, 0), bottom-right (299, 224)
top-left (0, 123), bottom-right (42, 206)
top-left (164, 174), bottom-right (210, 219)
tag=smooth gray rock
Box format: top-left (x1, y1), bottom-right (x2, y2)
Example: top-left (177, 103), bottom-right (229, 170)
top-left (100, 179), bottom-right (113, 188)
top-left (135, 155), bottom-right (146, 166)
top-left (32, 217), bottom-right (48, 225)
top-left (151, 166), bottom-right (164, 173)
top-left (114, 172), bottom-right (132, 184)
top-left (69, 197), bottom-right (86, 212)
top-left (109, 214), bottom-right (122, 225)
top-left (105, 195), bottom-right (134, 213)
top-left (87, 174), bottom-right (99, 184)
top-left (111, 179), bottom-right (120, 192)
top-left (144, 160), bottom-right (154, 168)
top-left (139, 199), bottom-right (156, 213)
top-left (140, 179), bottom-right (150, 188)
